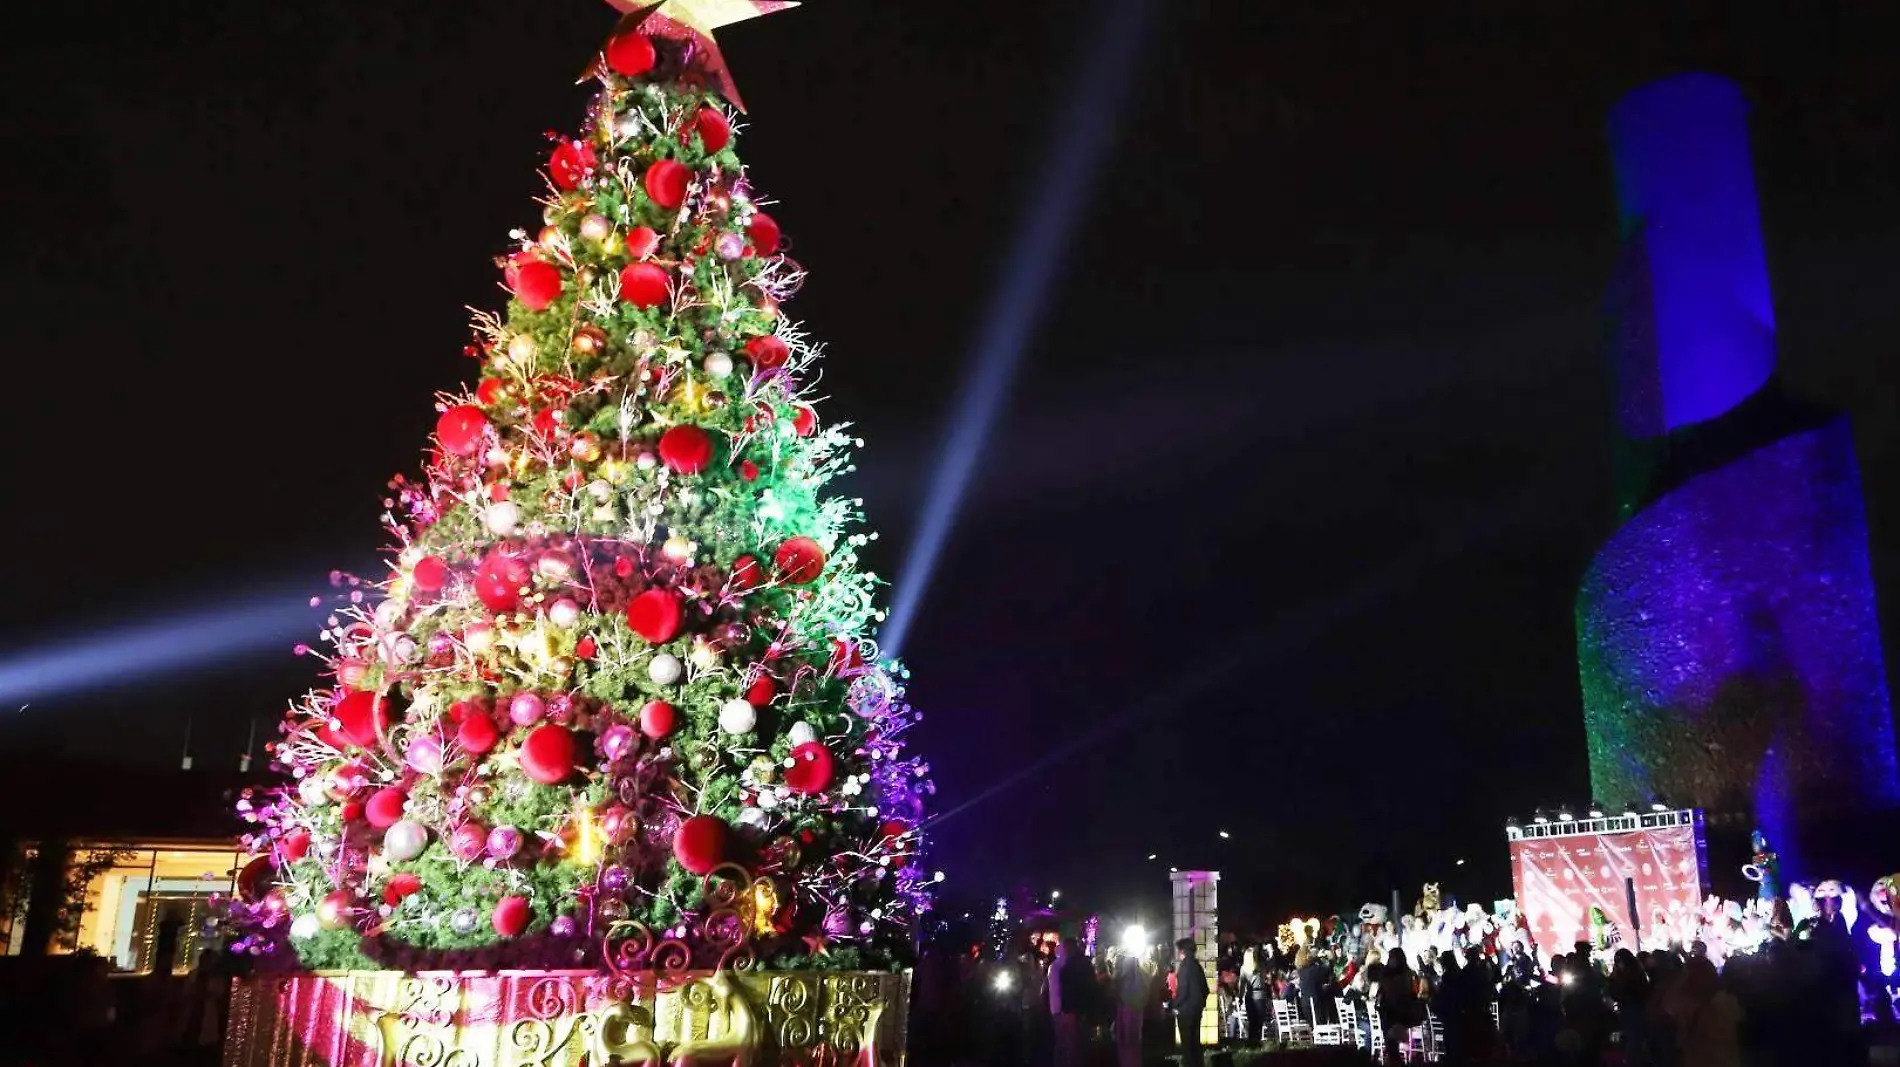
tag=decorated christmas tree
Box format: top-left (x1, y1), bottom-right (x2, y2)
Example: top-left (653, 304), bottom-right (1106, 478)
top-left (228, 0), bottom-right (932, 978)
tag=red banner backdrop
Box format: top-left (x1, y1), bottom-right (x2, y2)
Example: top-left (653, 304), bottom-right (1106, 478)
top-left (1510, 822), bottom-right (1707, 959)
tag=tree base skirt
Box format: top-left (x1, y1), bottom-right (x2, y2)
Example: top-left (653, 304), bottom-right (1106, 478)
top-left (222, 967), bottom-right (910, 1066)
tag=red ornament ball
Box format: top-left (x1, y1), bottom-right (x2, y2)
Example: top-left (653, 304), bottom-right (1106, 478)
top-left (744, 335), bottom-right (790, 371)
top-left (236, 855), bottom-right (275, 903)
top-left (511, 259), bottom-right (562, 311)
top-left (383, 872), bottom-right (423, 907)
top-left (281, 829), bottom-right (312, 863)
top-left (317, 890), bottom-right (355, 930)
top-left (640, 699), bottom-right (678, 739)
top-left (739, 460), bottom-right (760, 482)
top-left (436, 405), bottom-right (489, 456)
top-left (644, 159), bottom-right (692, 210)
top-left (729, 554), bottom-right (766, 593)
top-left (658, 424), bottom-right (714, 474)
top-left (744, 674), bottom-right (778, 707)
top-left (619, 261), bottom-right (670, 308)
top-left (492, 894), bottom-right (531, 938)
top-left (791, 405), bottom-right (818, 437)
top-left (365, 788), bottom-right (408, 829)
top-left (519, 724), bottom-right (578, 785)
top-left (474, 552), bottom-right (530, 613)
top-left (774, 537), bottom-right (827, 585)
top-left (783, 742), bottom-right (836, 795)
top-left (695, 107), bottom-right (732, 153)
top-left (333, 690), bottom-right (392, 747)
top-left (674, 814), bottom-right (728, 875)
top-left (411, 556), bottom-right (449, 593)
top-left (548, 141), bottom-right (596, 191)
top-left (626, 588), bottom-right (684, 644)
top-left (457, 710), bottom-right (499, 755)
top-left (605, 31), bottom-right (656, 77)
top-left (476, 378), bottom-right (508, 407)
top-left (747, 212), bottom-right (781, 254)
top-left (879, 820), bottom-right (912, 868)
top-left (624, 225), bottom-right (661, 260)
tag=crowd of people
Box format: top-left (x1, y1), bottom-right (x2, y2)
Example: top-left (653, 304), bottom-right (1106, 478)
top-left (909, 903), bottom-right (1879, 1066)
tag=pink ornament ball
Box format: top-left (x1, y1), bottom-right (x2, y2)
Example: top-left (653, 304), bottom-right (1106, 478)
top-left (450, 822), bottom-right (487, 861)
top-left (508, 692), bottom-right (546, 727)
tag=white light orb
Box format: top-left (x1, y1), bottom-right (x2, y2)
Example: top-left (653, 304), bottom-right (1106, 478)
top-left (548, 598), bottom-right (581, 628)
top-left (703, 351), bottom-right (733, 378)
top-left (291, 914), bottom-right (322, 940)
top-left (788, 721), bottom-right (816, 747)
top-left (298, 777), bottom-right (330, 807)
top-left (508, 334), bottom-right (538, 366)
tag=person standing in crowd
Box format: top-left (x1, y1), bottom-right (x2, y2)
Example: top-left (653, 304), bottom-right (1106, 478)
top-left (1607, 948), bottom-right (1650, 1062)
top-left (1375, 947), bottom-right (1419, 1065)
top-left (1113, 952), bottom-right (1147, 1067)
top-left (1239, 946), bottom-right (1271, 1042)
top-left (1050, 936), bottom-right (1090, 1067)
top-left (1665, 955), bottom-right (1742, 1067)
top-left (1173, 938), bottom-right (1209, 1067)
top-left (1296, 947), bottom-right (1332, 1026)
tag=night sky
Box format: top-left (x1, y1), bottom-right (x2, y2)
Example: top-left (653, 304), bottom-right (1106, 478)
top-left (5, 0), bottom-right (1900, 932)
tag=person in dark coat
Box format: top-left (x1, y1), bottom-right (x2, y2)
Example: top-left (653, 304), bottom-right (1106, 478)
top-left (1297, 948), bottom-right (1333, 1025)
top-left (1173, 938), bottom-right (1210, 1067)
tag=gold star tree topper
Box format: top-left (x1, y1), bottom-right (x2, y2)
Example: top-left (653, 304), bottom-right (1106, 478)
top-left (601, 0), bottom-right (799, 112)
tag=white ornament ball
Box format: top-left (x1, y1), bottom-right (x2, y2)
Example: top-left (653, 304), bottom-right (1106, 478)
top-left (383, 819), bottom-right (429, 862)
top-left (450, 908), bottom-right (480, 935)
top-left (756, 789), bottom-right (780, 810)
top-left (374, 599), bottom-right (405, 630)
top-left (380, 633), bottom-right (417, 665)
top-left (290, 914), bottom-right (321, 940)
top-left (788, 721), bottom-right (817, 747)
top-left (579, 213), bottom-right (612, 242)
top-left (718, 698), bottom-right (757, 735)
top-left (298, 776), bottom-right (330, 808)
top-left (648, 653), bottom-right (683, 686)
top-left (662, 535), bottom-right (694, 563)
top-left (548, 598), bottom-right (581, 628)
top-left (508, 333), bottom-right (538, 366)
top-left (484, 501), bottom-right (521, 536)
top-left (464, 622), bottom-right (497, 655)
top-left (635, 452), bottom-right (658, 471)
top-left (703, 351), bottom-right (733, 379)
top-left (736, 807), bottom-right (769, 830)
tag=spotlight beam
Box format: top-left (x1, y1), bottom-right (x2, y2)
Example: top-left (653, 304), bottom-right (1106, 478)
top-left (0, 589), bottom-right (324, 707)
top-left (879, 0), bottom-right (1160, 658)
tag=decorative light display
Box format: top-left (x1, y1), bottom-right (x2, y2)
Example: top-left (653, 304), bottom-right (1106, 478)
top-left (222, 1), bottom-right (935, 980)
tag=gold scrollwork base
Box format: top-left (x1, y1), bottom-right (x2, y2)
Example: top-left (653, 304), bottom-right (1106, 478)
top-left (221, 968), bottom-right (910, 1067)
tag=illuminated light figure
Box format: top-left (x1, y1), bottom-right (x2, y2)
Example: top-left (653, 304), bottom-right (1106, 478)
top-left (1578, 73), bottom-right (1900, 862)
top-left (1170, 870), bottom-right (1220, 1049)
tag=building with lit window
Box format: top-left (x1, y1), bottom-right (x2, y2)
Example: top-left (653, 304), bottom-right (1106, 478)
top-left (0, 760), bottom-right (253, 974)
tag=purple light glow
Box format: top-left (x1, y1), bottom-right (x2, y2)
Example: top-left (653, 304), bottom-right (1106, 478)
top-left (1608, 73), bottom-right (1776, 434)
top-left (1577, 419), bottom-right (1900, 820)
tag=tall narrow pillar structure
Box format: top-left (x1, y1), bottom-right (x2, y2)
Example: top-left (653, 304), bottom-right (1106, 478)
top-left (1170, 870), bottom-right (1219, 1047)
top-left (1578, 74), bottom-right (1899, 872)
